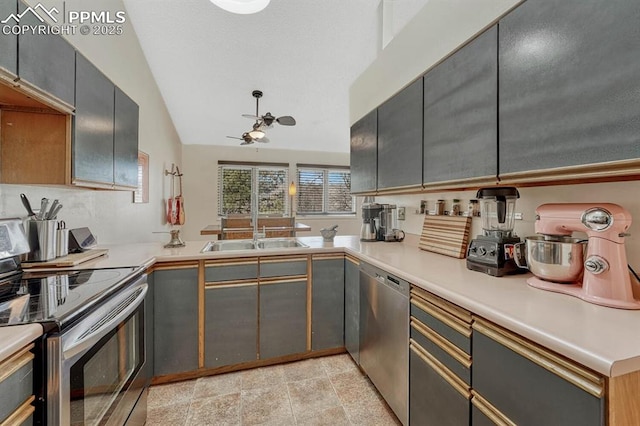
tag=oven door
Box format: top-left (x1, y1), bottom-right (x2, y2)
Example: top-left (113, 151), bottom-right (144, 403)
top-left (47, 276), bottom-right (148, 426)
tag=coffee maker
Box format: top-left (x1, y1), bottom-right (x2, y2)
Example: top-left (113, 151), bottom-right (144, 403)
top-left (525, 203), bottom-right (640, 309)
top-left (361, 200), bottom-right (382, 242)
top-left (377, 204), bottom-right (404, 242)
top-left (466, 187), bottom-right (524, 276)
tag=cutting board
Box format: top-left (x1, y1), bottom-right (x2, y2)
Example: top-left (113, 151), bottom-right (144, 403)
top-left (22, 249), bottom-right (109, 268)
top-left (419, 215), bottom-right (472, 259)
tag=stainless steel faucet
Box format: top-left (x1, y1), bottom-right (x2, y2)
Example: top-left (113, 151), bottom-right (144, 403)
top-left (252, 191), bottom-right (265, 244)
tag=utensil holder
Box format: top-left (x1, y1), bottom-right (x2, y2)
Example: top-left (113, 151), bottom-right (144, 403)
top-left (56, 228), bottom-right (69, 257)
top-left (26, 220), bottom-right (58, 261)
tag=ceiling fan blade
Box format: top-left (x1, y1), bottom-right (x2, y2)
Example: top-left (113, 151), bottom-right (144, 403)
top-left (240, 139), bottom-right (255, 145)
top-left (276, 116), bottom-right (296, 126)
top-left (226, 136), bottom-right (243, 140)
top-left (256, 137), bottom-right (270, 143)
top-left (242, 114), bottom-right (260, 120)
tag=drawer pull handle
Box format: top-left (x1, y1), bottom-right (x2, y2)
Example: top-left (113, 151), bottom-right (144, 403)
top-left (410, 340), bottom-right (470, 399)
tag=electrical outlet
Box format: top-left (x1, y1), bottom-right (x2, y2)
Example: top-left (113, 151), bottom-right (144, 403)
top-left (398, 207), bottom-right (406, 220)
top-left (515, 212), bottom-right (524, 220)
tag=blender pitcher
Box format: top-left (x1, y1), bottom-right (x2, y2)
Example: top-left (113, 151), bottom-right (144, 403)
top-left (478, 187), bottom-right (519, 238)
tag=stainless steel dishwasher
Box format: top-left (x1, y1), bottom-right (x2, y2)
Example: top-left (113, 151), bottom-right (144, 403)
top-left (359, 262), bottom-right (409, 425)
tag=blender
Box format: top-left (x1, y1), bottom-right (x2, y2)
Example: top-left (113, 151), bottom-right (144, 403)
top-left (466, 187), bottom-right (524, 276)
top-left (361, 198), bottom-right (382, 242)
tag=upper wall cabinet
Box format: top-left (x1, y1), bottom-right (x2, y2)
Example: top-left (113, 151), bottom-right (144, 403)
top-left (0, 1), bottom-right (18, 77)
top-left (73, 54), bottom-right (115, 187)
top-left (350, 109), bottom-right (377, 194)
top-left (17, 1), bottom-right (75, 108)
top-left (377, 78), bottom-right (423, 191)
top-left (499, 0), bottom-right (640, 180)
top-left (114, 87), bottom-right (140, 188)
top-left (423, 26), bottom-right (498, 187)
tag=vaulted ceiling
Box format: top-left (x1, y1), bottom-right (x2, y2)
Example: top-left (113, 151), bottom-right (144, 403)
top-left (123, 0), bottom-right (428, 152)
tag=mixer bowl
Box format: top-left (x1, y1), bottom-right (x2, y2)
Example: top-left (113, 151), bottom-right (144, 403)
top-left (518, 236), bottom-right (587, 283)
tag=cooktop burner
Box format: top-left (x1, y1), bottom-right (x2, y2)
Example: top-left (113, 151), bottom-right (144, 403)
top-left (0, 267), bottom-right (140, 331)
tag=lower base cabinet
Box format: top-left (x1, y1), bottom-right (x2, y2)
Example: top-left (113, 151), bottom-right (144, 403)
top-left (311, 255), bottom-right (345, 351)
top-left (0, 343), bottom-right (35, 426)
top-left (344, 255), bottom-right (360, 364)
top-left (259, 279), bottom-right (307, 359)
top-left (205, 283), bottom-right (258, 368)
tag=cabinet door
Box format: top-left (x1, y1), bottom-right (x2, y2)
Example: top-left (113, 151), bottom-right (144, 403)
top-left (350, 109), bottom-right (377, 193)
top-left (17, 1), bottom-right (75, 106)
top-left (73, 53), bottom-right (115, 186)
top-left (423, 26), bottom-right (497, 184)
top-left (344, 256), bottom-right (360, 363)
top-left (499, 0), bottom-right (640, 175)
top-left (259, 279), bottom-right (307, 359)
top-left (472, 319), bottom-right (604, 426)
top-left (377, 78), bottom-right (423, 190)
top-left (144, 272), bottom-right (154, 385)
top-left (0, 1), bottom-right (18, 76)
top-left (113, 87), bottom-right (139, 188)
top-left (205, 283), bottom-right (258, 368)
top-left (260, 256), bottom-right (307, 279)
top-left (153, 267), bottom-right (199, 376)
top-left (311, 257), bottom-right (344, 351)
top-left (410, 345), bottom-right (469, 426)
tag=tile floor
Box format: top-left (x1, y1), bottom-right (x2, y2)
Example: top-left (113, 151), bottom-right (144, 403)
top-left (146, 354), bottom-right (401, 426)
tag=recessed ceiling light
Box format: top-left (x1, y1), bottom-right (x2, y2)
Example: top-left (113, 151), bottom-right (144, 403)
top-left (209, 0), bottom-right (270, 14)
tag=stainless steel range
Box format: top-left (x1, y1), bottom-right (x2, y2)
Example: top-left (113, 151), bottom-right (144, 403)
top-left (0, 218), bottom-right (148, 426)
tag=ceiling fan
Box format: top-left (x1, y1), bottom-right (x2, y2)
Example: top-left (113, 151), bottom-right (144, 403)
top-left (226, 124), bottom-right (271, 145)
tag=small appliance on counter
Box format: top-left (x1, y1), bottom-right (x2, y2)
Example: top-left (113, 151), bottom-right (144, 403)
top-left (68, 227), bottom-right (97, 252)
top-left (515, 203), bottom-right (640, 309)
top-left (361, 199), bottom-right (382, 242)
top-left (377, 204), bottom-right (404, 242)
top-left (466, 187), bottom-right (524, 276)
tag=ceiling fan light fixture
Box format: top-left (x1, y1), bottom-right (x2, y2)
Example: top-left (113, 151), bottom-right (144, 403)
top-left (209, 0), bottom-right (270, 14)
top-left (248, 129), bottom-right (265, 139)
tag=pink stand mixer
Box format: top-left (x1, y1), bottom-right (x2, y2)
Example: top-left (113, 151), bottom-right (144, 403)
top-left (524, 203), bottom-right (640, 309)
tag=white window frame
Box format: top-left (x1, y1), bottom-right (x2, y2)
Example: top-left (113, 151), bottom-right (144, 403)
top-left (296, 165), bottom-right (354, 216)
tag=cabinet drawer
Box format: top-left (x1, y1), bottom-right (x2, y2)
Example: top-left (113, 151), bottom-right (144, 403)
top-left (410, 286), bottom-right (471, 354)
top-left (260, 256), bottom-right (307, 278)
top-left (0, 345), bottom-right (34, 425)
top-left (472, 317), bottom-right (604, 426)
top-left (471, 391), bottom-right (516, 426)
top-left (205, 258), bottom-right (258, 282)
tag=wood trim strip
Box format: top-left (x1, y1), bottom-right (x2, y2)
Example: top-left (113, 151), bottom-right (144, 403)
top-left (470, 391), bottom-right (517, 426)
top-left (473, 318), bottom-right (604, 398)
top-left (0, 395), bottom-right (35, 426)
top-left (311, 254), bottom-right (345, 261)
top-left (259, 276), bottom-right (308, 285)
top-left (411, 319), bottom-right (471, 368)
top-left (498, 159), bottom-right (640, 185)
top-left (411, 287), bottom-right (472, 323)
top-left (151, 262), bottom-right (199, 271)
top-left (260, 256), bottom-right (308, 264)
top-left (422, 175), bottom-right (498, 192)
top-left (345, 255), bottom-right (360, 266)
top-left (376, 184), bottom-right (423, 195)
top-left (204, 259), bottom-right (259, 267)
top-left (606, 369), bottom-right (640, 425)
top-left (410, 341), bottom-right (470, 399)
top-left (0, 344), bottom-right (34, 383)
top-left (306, 255), bottom-right (312, 351)
top-left (411, 297), bottom-right (471, 338)
top-left (205, 281), bottom-right (258, 289)
top-left (14, 78), bottom-right (75, 114)
top-left (198, 260), bottom-right (205, 369)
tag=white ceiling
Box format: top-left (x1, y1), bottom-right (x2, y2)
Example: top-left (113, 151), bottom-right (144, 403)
top-left (123, 0), bottom-right (428, 153)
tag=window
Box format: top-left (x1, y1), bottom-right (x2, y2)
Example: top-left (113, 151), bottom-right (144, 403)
top-left (297, 165), bottom-right (353, 215)
top-left (218, 162), bottom-right (289, 216)
top-left (133, 151), bottom-right (149, 203)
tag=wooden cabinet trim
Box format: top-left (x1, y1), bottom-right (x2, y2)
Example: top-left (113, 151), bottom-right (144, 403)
top-left (205, 258), bottom-right (259, 267)
top-left (311, 254), bottom-right (344, 261)
top-left (473, 317), bottom-right (604, 398)
top-left (13, 78), bottom-right (74, 114)
top-left (0, 395), bottom-right (35, 426)
top-left (151, 262), bottom-right (199, 271)
top-left (198, 260), bottom-right (205, 369)
top-left (411, 296), bottom-right (471, 338)
top-left (376, 184), bottom-right (423, 195)
top-left (205, 281), bottom-right (258, 289)
top-left (411, 318), bottom-right (471, 368)
top-left (498, 159), bottom-right (640, 185)
top-left (470, 391), bottom-right (516, 426)
top-left (260, 256), bottom-right (308, 264)
top-left (0, 343), bottom-right (33, 383)
top-left (345, 255), bottom-right (360, 266)
top-left (259, 276), bottom-right (308, 285)
top-left (410, 340), bottom-right (470, 399)
top-left (411, 287), bottom-right (472, 324)
top-left (607, 369), bottom-right (640, 425)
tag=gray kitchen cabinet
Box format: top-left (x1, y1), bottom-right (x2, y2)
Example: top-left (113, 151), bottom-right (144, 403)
top-left (0, 1), bottom-right (18, 77)
top-left (153, 265), bottom-right (199, 376)
top-left (311, 255), bottom-right (344, 351)
top-left (344, 255), bottom-right (360, 363)
top-left (144, 272), bottom-right (154, 385)
top-left (205, 283), bottom-right (258, 368)
top-left (423, 26), bottom-right (497, 186)
top-left (349, 109), bottom-right (377, 193)
top-left (259, 256), bottom-right (307, 278)
top-left (409, 286), bottom-right (472, 426)
top-left (472, 318), bottom-right (604, 426)
top-left (73, 53), bottom-right (115, 186)
top-left (498, 0), bottom-right (640, 177)
top-left (377, 78), bottom-right (423, 190)
top-left (259, 279), bottom-right (308, 359)
top-left (0, 343), bottom-right (34, 425)
top-left (17, 1), bottom-right (75, 107)
top-left (114, 87), bottom-right (139, 188)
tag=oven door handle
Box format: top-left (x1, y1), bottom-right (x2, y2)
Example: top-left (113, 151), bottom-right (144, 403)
top-left (62, 281), bottom-right (148, 360)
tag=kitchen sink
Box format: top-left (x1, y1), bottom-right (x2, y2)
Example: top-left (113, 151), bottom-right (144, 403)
top-left (201, 240), bottom-right (256, 252)
top-left (201, 238), bottom-right (308, 252)
top-left (256, 238), bottom-right (309, 249)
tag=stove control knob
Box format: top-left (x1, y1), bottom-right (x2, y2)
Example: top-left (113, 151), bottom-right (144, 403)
top-left (478, 247), bottom-right (487, 256)
top-left (584, 256), bottom-right (609, 274)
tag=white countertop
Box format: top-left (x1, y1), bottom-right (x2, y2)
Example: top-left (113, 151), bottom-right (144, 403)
top-left (26, 235), bottom-right (640, 377)
top-left (0, 324), bottom-right (43, 363)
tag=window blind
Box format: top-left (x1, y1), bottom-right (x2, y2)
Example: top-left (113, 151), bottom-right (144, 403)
top-left (218, 164), bottom-right (289, 216)
top-left (296, 167), bottom-right (353, 215)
